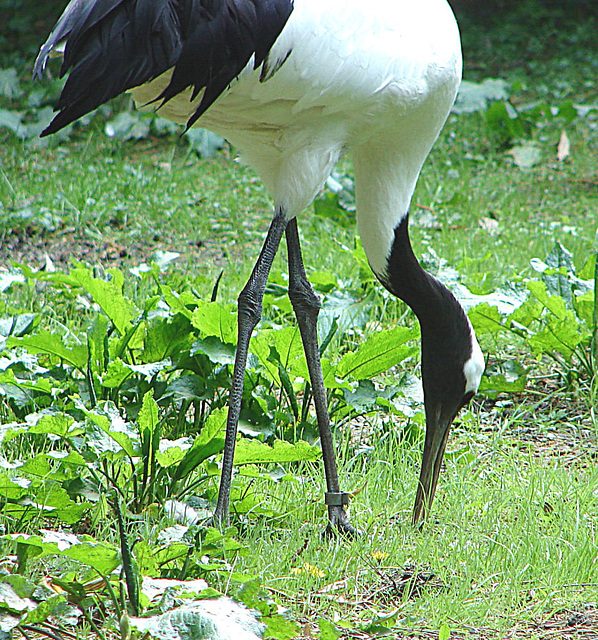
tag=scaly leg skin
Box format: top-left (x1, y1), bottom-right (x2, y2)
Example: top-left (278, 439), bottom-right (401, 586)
top-left (212, 210), bottom-right (288, 527)
top-left (285, 218), bottom-right (359, 537)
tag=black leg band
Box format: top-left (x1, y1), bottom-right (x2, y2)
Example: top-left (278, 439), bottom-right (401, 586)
top-left (324, 491), bottom-right (351, 507)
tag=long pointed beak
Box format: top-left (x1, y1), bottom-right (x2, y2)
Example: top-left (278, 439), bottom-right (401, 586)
top-left (411, 416), bottom-right (453, 526)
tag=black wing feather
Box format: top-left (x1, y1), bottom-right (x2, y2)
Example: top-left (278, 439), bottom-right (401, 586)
top-left (34, 0), bottom-right (293, 136)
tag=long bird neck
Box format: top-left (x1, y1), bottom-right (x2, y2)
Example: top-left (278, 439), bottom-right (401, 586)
top-left (382, 215), bottom-right (465, 332)
top-left (353, 135), bottom-right (468, 337)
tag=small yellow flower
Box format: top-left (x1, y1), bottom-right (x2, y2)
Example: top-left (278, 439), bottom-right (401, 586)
top-left (291, 562), bottom-right (326, 577)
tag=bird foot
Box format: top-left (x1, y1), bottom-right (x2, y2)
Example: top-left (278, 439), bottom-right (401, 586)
top-left (205, 505), bottom-right (229, 531)
top-left (324, 506), bottom-right (361, 538)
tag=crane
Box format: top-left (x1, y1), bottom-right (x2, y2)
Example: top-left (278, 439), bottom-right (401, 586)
top-left (34, 0), bottom-right (485, 534)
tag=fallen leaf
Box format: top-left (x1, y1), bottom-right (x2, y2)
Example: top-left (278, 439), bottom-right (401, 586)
top-left (557, 130), bottom-right (571, 162)
top-left (317, 579), bottom-right (348, 594)
top-left (479, 217), bottom-right (500, 235)
top-left (507, 144), bottom-right (542, 169)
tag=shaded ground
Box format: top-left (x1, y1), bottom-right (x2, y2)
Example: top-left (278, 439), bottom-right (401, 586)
top-left (294, 606), bottom-right (598, 639)
top-left (0, 224), bottom-right (229, 272)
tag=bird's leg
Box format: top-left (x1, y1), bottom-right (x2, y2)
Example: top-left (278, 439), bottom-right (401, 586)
top-left (212, 210), bottom-right (288, 526)
top-left (285, 218), bottom-right (358, 536)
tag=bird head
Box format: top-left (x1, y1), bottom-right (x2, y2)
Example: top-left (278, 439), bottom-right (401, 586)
top-left (411, 313), bottom-right (484, 526)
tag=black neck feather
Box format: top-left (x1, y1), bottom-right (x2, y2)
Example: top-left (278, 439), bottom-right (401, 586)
top-left (381, 215), bottom-right (477, 420)
top-left (380, 215), bottom-right (469, 339)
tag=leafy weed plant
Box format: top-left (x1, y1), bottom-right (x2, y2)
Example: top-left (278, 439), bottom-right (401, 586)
top-left (0, 1), bottom-right (598, 638)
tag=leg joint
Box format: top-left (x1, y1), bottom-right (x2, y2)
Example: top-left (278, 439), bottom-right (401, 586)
top-left (238, 287), bottom-right (263, 328)
top-left (288, 277), bottom-right (321, 317)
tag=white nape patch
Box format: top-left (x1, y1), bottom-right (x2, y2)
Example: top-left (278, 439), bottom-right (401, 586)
top-left (464, 320), bottom-right (485, 393)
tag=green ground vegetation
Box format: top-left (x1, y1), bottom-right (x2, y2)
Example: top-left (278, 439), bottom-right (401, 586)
top-left (0, 2), bottom-right (597, 639)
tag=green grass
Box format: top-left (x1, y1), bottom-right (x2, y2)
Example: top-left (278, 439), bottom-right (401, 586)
top-left (197, 406), bottom-right (598, 636)
top-left (1, 2), bottom-right (598, 638)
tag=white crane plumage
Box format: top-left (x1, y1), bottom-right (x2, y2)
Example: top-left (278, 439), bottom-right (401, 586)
top-left (35, 0), bottom-right (485, 533)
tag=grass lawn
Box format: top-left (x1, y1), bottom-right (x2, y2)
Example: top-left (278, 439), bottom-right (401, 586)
top-left (0, 2), bottom-right (597, 639)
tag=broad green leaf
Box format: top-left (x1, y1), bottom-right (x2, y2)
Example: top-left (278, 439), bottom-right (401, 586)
top-left (142, 315), bottom-right (195, 362)
top-left (343, 380), bottom-right (378, 411)
top-left (336, 326), bottom-right (416, 380)
top-left (139, 391), bottom-right (159, 436)
top-left (234, 577), bottom-right (264, 611)
top-left (139, 576), bottom-right (211, 603)
top-left (155, 438), bottom-right (193, 467)
top-left (314, 192), bottom-right (354, 228)
top-left (134, 540), bottom-right (190, 577)
top-left (105, 111), bottom-right (150, 139)
top-left (318, 618), bottom-right (341, 640)
top-left (0, 313), bottom-right (36, 337)
top-left (234, 439), bottom-right (321, 465)
top-left (557, 100), bottom-right (579, 124)
top-left (574, 290), bottom-right (594, 325)
top-left (3, 532), bottom-right (119, 575)
top-left (184, 128), bottom-right (224, 158)
top-left (468, 303), bottom-right (504, 336)
top-left (191, 336), bottom-right (236, 365)
top-left (319, 356), bottom-right (349, 390)
top-left (485, 101), bottom-right (527, 143)
top-left (454, 285), bottom-right (526, 316)
top-left (19, 454), bottom-right (51, 477)
top-left (196, 406), bottom-right (228, 448)
top-left (319, 288), bottom-right (374, 341)
top-left (0, 471), bottom-right (29, 500)
top-left (171, 408), bottom-right (227, 482)
top-left (527, 312), bottom-right (586, 360)
top-left (309, 271), bottom-right (339, 293)
top-left (161, 375), bottom-right (209, 403)
top-left (46, 450), bottom-right (87, 466)
top-left (0, 374), bottom-right (53, 397)
top-left (130, 600), bottom-right (263, 640)
top-left (579, 254), bottom-right (596, 281)
top-left (527, 281), bottom-right (568, 319)
top-left (252, 327), bottom-right (305, 384)
top-left (0, 575), bottom-right (35, 599)
top-left (543, 242), bottom-right (577, 303)
top-left (508, 297), bottom-right (544, 328)
top-left (28, 414), bottom-right (74, 438)
top-left (23, 594), bottom-right (66, 625)
top-left (7, 331), bottom-right (87, 371)
top-left (263, 614), bottom-right (300, 640)
top-left (0, 578), bottom-right (36, 613)
top-left (16, 484), bottom-right (91, 525)
top-left (101, 358), bottom-right (133, 388)
top-left (160, 286), bottom-right (199, 319)
top-left (452, 78), bottom-right (509, 114)
top-left (69, 268), bottom-right (137, 335)
top-left (479, 373), bottom-right (527, 398)
top-left (83, 403), bottom-right (139, 457)
top-left (439, 622), bottom-right (451, 640)
top-left (0, 68), bottom-right (22, 98)
top-left (191, 300), bottom-right (236, 343)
